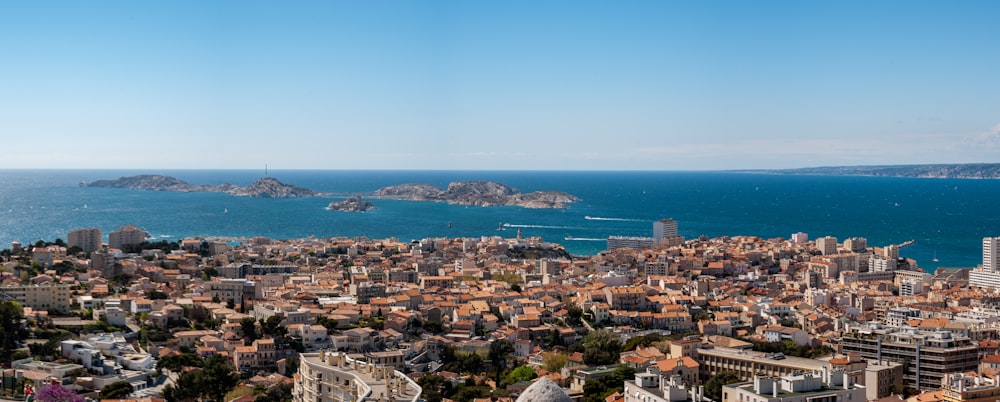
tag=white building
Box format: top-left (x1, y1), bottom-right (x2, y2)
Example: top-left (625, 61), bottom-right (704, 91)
top-left (292, 351), bottom-right (420, 402)
top-left (969, 237), bottom-right (1000, 290)
top-left (721, 369), bottom-right (864, 402)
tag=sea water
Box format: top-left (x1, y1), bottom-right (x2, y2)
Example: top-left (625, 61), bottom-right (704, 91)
top-left (1, 169), bottom-right (998, 273)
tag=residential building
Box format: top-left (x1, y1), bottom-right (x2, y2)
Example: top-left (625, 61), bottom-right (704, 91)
top-left (0, 283), bottom-right (71, 311)
top-left (865, 360), bottom-right (904, 400)
top-left (108, 225), bottom-right (148, 249)
top-left (839, 325), bottom-right (980, 390)
top-left (654, 219), bottom-right (684, 246)
top-left (970, 237), bottom-right (1000, 290)
top-left (292, 351), bottom-right (420, 402)
top-left (608, 236), bottom-right (656, 250)
top-left (68, 228), bottom-right (103, 253)
top-left (816, 236), bottom-right (838, 256)
top-left (625, 373), bottom-right (707, 402)
top-left (941, 373), bottom-right (1000, 402)
top-left (721, 369), bottom-right (865, 402)
top-left (697, 347), bottom-right (830, 382)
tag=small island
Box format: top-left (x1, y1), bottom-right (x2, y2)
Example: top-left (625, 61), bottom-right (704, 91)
top-left (327, 196), bottom-right (375, 212)
top-left (82, 175), bottom-right (317, 198)
top-left (374, 181), bottom-right (578, 208)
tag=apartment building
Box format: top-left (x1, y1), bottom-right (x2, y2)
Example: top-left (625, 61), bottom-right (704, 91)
top-left (0, 283), bottom-right (71, 311)
top-left (292, 351), bottom-right (420, 402)
top-left (839, 324), bottom-right (979, 390)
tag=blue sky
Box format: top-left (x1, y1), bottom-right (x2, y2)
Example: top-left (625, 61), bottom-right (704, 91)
top-left (1, 1), bottom-right (998, 170)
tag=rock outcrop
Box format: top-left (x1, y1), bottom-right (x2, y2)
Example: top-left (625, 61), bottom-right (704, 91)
top-left (82, 175), bottom-right (317, 198)
top-left (327, 196), bottom-right (375, 212)
top-left (375, 181), bottom-right (578, 208)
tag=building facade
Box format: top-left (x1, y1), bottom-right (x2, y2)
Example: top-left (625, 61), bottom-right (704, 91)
top-left (108, 225), bottom-right (148, 249)
top-left (839, 325), bottom-right (979, 390)
top-left (292, 351), bottom-right (420, 402)
top-left (68, 228), bottom-right (103, 253)
top-left (0, 283), bottom-right (71, 311)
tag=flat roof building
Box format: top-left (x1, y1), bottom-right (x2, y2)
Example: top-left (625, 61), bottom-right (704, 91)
top-left (293, 351), bottom-right (420, 402)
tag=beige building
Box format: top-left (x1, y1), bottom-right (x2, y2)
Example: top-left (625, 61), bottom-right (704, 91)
top-left (108, 225), bottom-right (148, 249)
top-left (0, 283), bottom-right (71, 311)
top-left (68, 228), bottom-right (103, 252)
top-left (293, 351), bottom-right (420, 402)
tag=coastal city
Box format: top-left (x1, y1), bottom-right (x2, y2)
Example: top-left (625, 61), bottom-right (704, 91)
top-left (3, 220), bottom-right (1000, 402)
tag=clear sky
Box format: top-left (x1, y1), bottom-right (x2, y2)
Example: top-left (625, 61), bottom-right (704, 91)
top-left (1, 1), bottom-right (998, 170)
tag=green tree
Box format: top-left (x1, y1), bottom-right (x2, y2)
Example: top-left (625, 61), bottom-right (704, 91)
top-left (156, 353), bottom-right (204, 371)
top-left (489, 339), bottom-right (514, 385)
top-left (260, 315), bottom-right (285, 338)
top-left (163, 354), bottom-right (238, 402)
top-left (704, 372), bottom-right (741, 401)
top-left (241, 317), bottom-right (258, 343)
top-left (100, 381), bottom-right (134, 399)
top-left (542, 352), bottom-right (569, 373)
top-left (506, 365), bottom-right (537, 383)
top-left (0, 301), bottom-right (27, 356)
top-left (582, 329), bottom-right (621, 366)
top-left (254, 383), bottom-right (293, 402)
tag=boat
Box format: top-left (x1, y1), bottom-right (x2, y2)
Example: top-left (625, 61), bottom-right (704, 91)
top-left (932, 250), bottom-right (939, 263)
top-left (497, 221), bottom-right (504, 231)
top-left (224, 208), bottom-right (229, 214)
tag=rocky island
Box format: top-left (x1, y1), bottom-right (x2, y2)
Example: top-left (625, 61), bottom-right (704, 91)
top-left (327, 196), bottom-right (375, 212)
top-left (374, 181), bottom-right (578, 208)
top-left (82, 175), bottom-right (317, 198)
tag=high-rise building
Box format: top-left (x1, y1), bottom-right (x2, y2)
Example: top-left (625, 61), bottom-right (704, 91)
top-left (843, 237), bottom-right (867, 252)
top-left (970, 237), bottom-right (1000, 289)
top-left (816, 236), bottom-right (838, 255)
top-left (653, 218), bottom-right (684, 246)
top-left (67, 228), bottom-right (102, 252)
top-left (108, 225), bottom-right (148, 249)
top-left (654, 218), bottom-right (678, 239)
top-left (984, 236), bottom-right (1000, 272)
top-left (790, 232), bottom-right (809, 244)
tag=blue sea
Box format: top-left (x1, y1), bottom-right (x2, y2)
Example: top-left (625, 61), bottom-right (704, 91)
top-left (1, 169), bottom-right (998, 273)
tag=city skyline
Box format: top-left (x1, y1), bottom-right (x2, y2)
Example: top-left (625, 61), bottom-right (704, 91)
top-left (2, 1), bottom-right (999, 170)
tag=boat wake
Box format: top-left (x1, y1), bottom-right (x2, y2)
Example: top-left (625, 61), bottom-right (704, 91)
top-left (584, 215), bottom-right (644, 222)
top-left (563, 237), bottom-right (606, 241)
top-left (503, 223), bottom-right (580, 230)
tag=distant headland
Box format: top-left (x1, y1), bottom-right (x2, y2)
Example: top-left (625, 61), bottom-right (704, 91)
top-left (746, 163), bottom-right (1000, 179)
top-left (375, 181), bottom-right (578, 208)
top-left (81, 175), bottom-right (318, 198)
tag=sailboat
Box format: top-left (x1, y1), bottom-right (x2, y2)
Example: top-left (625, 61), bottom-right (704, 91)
top-left (932, 250), bottom-right (939, 263)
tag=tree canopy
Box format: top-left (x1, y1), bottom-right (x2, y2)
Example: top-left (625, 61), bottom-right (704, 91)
top-left (0, 301), bottom-right (27, 357)
top-left (582, 329), bottom-right (621, 366)
top-left (163, 354), bottom-right (239, 402)
top-left (100, 381), bottom-right (134, 400)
